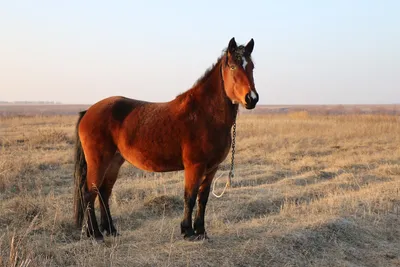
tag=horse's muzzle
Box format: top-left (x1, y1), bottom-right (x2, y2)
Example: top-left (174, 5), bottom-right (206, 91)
top-left (245, 91), bottom-right (259, 109)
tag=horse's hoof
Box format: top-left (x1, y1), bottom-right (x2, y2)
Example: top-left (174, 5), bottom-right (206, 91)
top-left (92, 236), bottom-right (104, 244)
top-left (102, 229), bottom-right (119, 237)
top-left (109, 231), bottom-right (120, 237)
top-left (183, 233), bottom-right (196, 241)
top-left (184, 233), bottom-right (209, 242)
top-left (100, 225), bottom-right (119, 237)
top-left (194, 233), bottom-right (209, 242)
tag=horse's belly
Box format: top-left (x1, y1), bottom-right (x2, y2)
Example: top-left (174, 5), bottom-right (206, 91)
top-left (120, 147), bottom-right (183, 172)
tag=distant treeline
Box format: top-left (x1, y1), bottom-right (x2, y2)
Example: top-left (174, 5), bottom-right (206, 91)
top-left (0, 101), bottom-right (62, 104)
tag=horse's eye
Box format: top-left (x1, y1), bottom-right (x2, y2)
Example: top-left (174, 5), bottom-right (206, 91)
top-left (230, 65), bottom-right (236, 70)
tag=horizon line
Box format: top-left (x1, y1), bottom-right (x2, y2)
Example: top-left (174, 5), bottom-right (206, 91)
top-left (1, 101), bottom-right (399, 106)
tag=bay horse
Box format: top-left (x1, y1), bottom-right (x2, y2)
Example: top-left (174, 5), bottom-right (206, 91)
top-left (73, 37), bottom-right (259, 242)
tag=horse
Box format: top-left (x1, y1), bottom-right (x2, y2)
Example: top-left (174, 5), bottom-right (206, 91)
top-left (73, 37), bottom-right (259, 242)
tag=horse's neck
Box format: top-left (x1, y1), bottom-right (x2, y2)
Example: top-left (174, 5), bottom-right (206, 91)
top-left (194, 63), bottom-right (237, 127)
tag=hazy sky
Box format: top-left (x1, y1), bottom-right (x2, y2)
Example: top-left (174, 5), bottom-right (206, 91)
top-left (0, 1), bottom-right (399, 104)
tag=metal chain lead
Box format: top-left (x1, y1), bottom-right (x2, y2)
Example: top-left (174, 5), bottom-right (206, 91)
top-left (227, 107), bottom-right (238, 187)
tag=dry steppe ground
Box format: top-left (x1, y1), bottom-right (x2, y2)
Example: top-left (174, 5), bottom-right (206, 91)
top-left (0, 111), bottom-right (399, 266)
top-left (1, 104), bottom-right (399, 117)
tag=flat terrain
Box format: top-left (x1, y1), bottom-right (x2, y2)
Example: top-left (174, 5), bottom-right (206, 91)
top-left (0, 109), bottom-right (399, 266)
top-left (0, 104), bottom-right (89, 117)
top-left (1, 103), bottom-right (399, 117)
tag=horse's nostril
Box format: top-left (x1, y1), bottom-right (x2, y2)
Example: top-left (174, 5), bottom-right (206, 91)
top-left (245, 93), bottom-right (251, 104)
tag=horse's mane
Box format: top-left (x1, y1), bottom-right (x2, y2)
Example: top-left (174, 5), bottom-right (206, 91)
top-left (191, 50), bottom-right (227, 88)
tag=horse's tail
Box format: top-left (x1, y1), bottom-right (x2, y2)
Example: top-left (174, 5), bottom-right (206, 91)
top-left (73, 110), bottom-right (88, 228)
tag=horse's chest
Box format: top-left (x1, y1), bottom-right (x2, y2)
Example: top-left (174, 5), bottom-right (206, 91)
top-left (202, 130), bottom-right (232, 167)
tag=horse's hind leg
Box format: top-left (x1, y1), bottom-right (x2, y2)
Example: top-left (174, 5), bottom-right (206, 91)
top-left (99, 152), bottom-right (125, 236)
top-left (84, 174), bottom-right (104, 241)
top-left (84, 146), bottom-right (116, 241)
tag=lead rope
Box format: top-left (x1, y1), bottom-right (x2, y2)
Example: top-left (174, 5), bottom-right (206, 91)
top-left (212, 107), bottom-right (237, 198)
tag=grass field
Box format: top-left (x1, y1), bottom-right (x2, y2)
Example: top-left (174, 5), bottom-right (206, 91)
top-left (1, 111), bottom-right (399, 266)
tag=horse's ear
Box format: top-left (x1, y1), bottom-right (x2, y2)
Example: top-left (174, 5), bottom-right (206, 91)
top-left (228, 37), bottom-right (237, 54)
top-left (245, 38), bottom-right (254, 55)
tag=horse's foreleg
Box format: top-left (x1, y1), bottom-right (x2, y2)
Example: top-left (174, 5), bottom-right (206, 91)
top-left (181, 164), bottom-right (205, 239)
top-left (193, 168), bottom-right (218, 238)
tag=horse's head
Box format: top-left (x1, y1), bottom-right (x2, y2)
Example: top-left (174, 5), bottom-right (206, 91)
top-left (222, 37), bottom-right (259, 110)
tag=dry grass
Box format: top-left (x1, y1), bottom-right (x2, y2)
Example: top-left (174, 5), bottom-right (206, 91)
top-left (0, 113), bottom-right (399, 267)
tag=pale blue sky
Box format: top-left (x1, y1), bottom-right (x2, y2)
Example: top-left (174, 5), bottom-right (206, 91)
top-left (0, 1), bottom-right (399, 104)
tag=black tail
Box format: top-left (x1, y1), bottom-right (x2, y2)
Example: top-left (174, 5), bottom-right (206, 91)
top-left (73, 110), bottom-right (87, 228)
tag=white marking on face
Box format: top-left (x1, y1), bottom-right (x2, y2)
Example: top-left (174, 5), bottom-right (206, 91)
top-left (250, 90), bottom-right (257, 100)
top-left (242, 56), bottom-right (248, 69)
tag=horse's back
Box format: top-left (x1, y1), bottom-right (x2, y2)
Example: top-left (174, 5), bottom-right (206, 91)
top-left (78, 96), bottom-right (148, 145)
top-left (82, 96), bottom-right (150, 125)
